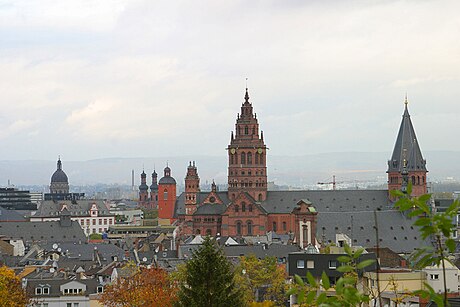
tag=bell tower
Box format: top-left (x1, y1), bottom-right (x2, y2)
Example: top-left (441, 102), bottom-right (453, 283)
top-left (387, 96), bottom-right (428, 199)
top-left (185, 161), bottom-right (200, 218)
top-left (227, 88), bottom-right (267, 202)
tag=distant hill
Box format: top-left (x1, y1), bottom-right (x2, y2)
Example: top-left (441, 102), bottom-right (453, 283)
top-left (1, 151), bottom-right (459, 187)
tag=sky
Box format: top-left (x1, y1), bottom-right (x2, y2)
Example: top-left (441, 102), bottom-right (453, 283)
top-left (1, 0), bottom-right (460, 162)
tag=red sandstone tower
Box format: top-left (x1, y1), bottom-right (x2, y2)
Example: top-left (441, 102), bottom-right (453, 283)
top-left (158, 165), bottom-right (177, 225)
top-left (185, 161), bottom-right (200, 218)
top-left (227, 88), bottom-right (267, 201)
top-left (387, 97), bottom-right (428, 199)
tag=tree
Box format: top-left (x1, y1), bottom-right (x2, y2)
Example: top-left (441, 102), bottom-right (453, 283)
top-left (100, 265), bottom-right (177, 307)
top-left (392, 183), bottom-right (460, 307)
top-left (0, 265), bottom-right (30, 307)
top-left (175, 236), bottom-right (245, 307)
top-left (234, 254), bottom-right (287, 306)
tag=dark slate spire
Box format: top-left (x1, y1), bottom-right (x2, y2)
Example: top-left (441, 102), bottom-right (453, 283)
top-left (139, 170), bottom-right (148, 191)
top-left (244, 87), bottom-right (250, 104)
top-left (388, 98), bottom-right (427, 173)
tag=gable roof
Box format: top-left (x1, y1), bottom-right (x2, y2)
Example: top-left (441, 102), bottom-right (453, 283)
top-left (34, 200), bottom-right (111, 217)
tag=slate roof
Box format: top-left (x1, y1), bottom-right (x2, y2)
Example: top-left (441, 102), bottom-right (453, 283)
top-left (34, 200), bottom-right (112, 217)
top-left (174, 191), bottom-right (230, 217)
top-left (40, 242), bottom-right (126, 262)
top-left (223, 244), bottom-right (300, 259)
top-left (388, 103), bottom-right (427, 172)
top-left (194, 203), bottom-right (226, 215)
top-left (26, 278), bottom-right (102, 297)
top-left (0, 221), bottom-right (86, 243)
top-left (0, 207), bottom-right (27, 221)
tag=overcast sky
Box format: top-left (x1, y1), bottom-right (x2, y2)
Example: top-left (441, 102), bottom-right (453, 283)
top-left (1, 0), bottom-right (460, 162)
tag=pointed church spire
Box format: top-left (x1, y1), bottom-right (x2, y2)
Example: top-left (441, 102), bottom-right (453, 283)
top-left (388, 101), bottom-right (426, 173)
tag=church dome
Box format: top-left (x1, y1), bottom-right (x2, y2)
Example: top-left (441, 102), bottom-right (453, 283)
top-left (51, 158), bottom-right (68, 183)
top-left (159, 165), bottom-right (176, 185)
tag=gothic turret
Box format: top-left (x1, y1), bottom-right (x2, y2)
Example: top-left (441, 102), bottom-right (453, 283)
top-left (185, 161), bottom-right (200, 218)
top-left (388, 97), bottom-right (428, 198)
top-left (227, 88), bottom-right (267, 201)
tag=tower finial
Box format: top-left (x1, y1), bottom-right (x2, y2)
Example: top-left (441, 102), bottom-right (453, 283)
top-left (404, 92), bottom-right (408, 107)
top-left (244, 82), bottom-right (249, 104)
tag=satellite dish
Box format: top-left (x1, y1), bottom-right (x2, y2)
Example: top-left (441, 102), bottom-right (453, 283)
top-left (52, 243), bottom-right (58, 250)
top-left (142, 257), bottom-right (147, 262)
top-left (50, 268), bottom-right (55, 273)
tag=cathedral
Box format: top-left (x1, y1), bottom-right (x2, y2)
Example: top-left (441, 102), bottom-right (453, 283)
top-left (142, 89), bottom-right (428, 253)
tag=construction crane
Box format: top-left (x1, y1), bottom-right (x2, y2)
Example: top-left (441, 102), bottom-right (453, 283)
top-left (317, 175), bottom-right (343, 190)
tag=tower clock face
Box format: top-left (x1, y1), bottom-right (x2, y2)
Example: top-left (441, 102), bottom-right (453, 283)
top-left (257, 148), bottom-right (263, 154)
top-left (230, 148), bottom-right (236, 154)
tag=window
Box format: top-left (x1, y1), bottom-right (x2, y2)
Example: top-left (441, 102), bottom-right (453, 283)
top-left (80, 219), bottom-right (84, 225)
top-left (244, 126), bottom-right (248, 134)
top-left (163, 189), bottom-right (168, 200)
top-left (97, 286), bottom-right (104, 293)
top-left (35, 287), bottom-right (42, 295)
top-left (282, 221), bottom-right (287, 231)
top-left (307, 260), bottom-right (315, 269)
top-left (98, 218), bottom-right (102, 225)
top-left (241, 202), bottom-right (246, 212)
top-left (241, 152), bottom-right (246, 164)
top-left (92, 219), bottom-right (96, 225)
top-left (234, 205), bottom-right (239, 213)
top-left (273, 222), bottom-right (277, 232)
top-left (297, 260), bottom-right (305, 268)
top-left (247, 152), bottom-right (252, 164)
top-left (43, 287), bottom-right (49, 295)
top-left (249, 204), bottom-right (253, 212)
top-left (236, 222), bottom-right (242, 235)
top-left (329, 260), bottom-right (338, 269)
top-left (431, 274), bottom-right (439, 280)
top-left (104, 219), bottom-right (107, 225)
top-left (67, 304), bottom-right (72, 307)
top-left (247, 221), bottom-right (253, 235)
top-left (255, 154), bottom-right (259, 164)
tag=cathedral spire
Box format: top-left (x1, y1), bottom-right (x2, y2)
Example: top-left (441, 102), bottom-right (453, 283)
top-left (388, 97), bottom-right (427, 198)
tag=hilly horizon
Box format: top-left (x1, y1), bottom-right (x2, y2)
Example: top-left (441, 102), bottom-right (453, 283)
top-left (1, 150), bottom-right (459, 187)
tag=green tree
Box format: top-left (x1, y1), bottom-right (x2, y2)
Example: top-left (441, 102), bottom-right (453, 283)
top-left (175, 236), bottom-right (245, 307)
top-left (235, 254), bottom-right (287, 306)
top-left (287, 244), bottom-right (374, 307)
top-left (392, 183), bottom-right (460, 307)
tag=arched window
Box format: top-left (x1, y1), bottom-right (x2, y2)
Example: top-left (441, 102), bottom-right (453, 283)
top-left (241, 202), bottom-right (246, 212)
top-left (423, 176), bottom-right (425, 184)
top-left (273, 222), bottom-right (277, 232)
top-left (230, 154), bottom-right (234, 164)
top-left (417, 176), bottom-right (420, 185)
top-left (234, 205), bottom-right (239, 212)
top-left (241, 152), bottom-right (246, 164)
top-left (411, 176), bottom-right (416, 185)
top-left (249, 204), bottom-right (253, 212)
top-left (247, 221), bottom-right (253, 235)
top-left (260, 155), bottom-right (264, 164)
top-left (282, 221), bottom-right (287, 231)
top-left (252, 127), bottom-right (255, 134)
top-left (255, 154), bottom-right (259, 164)
top-left (258, 194), bottom-right (263, 201)
top-left (247, 152), bottom-right (252, 164)
top-left (245, 126), bottom-right (249, 135)
top-left (163, 189), bottom-right (168, 200)
top-left (236, 221), bottom-right (242, 235)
